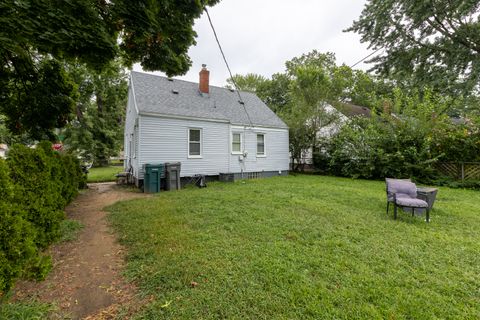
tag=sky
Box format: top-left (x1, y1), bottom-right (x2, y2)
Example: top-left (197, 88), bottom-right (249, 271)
top-left (133, 0), bottom-right (372, 87)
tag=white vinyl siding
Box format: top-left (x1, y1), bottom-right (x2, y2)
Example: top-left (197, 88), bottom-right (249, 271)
top-left (130, 115), bottom-right (289, 180)
top-left (188, 128), bottom-right (202, 157)
top-left (138, 116), bottom-right (229, 177)
top-left (229, 125), bottom-right (289, 173)
top-left (124, 85), bottom-right (140, 178)
top-left (257, 133), bottom-right (265, 156)
top-left (232, 132), bottom-right (242, 153)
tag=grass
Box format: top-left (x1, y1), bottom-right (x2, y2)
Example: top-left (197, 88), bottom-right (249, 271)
top-left (0, 220), bottom-right (83, 319)
top-left (58, 219), bottom-right (84, 243)
top-left (107, 175), bottom-right (480, 319)
top-left (87, 166), bottom-right (122, 183)
top-left (0, 301), bottom-right (54, 320)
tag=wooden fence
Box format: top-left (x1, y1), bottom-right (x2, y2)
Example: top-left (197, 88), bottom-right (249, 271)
top-left (434, 162), bottom-right (480, 181)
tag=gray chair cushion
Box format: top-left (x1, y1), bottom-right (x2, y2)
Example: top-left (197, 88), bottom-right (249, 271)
top-left (386, 180), bottom-right (417, 200)
top-left (395, 196), bottom-right (428, 208)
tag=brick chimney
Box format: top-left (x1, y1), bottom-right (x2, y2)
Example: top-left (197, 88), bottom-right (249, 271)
top-left (199, 64), bottom-right (210, 94)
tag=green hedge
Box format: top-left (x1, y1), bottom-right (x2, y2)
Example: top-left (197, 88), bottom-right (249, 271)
top-left (0, 142), bottom-right (84, 293)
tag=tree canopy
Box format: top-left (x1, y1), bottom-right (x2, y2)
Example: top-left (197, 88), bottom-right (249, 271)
top-left (0, 57), bottom-right (77, 140)
top-left (232, 51), bottom-right (388, 170)
top-left (64, 60), bottom-right (128, 166)
top-left (0, 0), bottom-right (219, 141)
top-left (226, 73), bottom-right (268, 93)
top-left (1, 0), bottom-right (219, 74)
top-left (347, 0), bottom-right (480, 97)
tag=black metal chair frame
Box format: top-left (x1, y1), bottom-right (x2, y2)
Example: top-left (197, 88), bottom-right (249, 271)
top-left (185, 174), bottom-right (207, 188)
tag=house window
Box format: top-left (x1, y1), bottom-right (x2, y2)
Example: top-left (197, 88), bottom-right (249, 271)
top-left (188, 128), bottom-right (202, 157)
top-left (133, 128), bottom-right (138, 158)
top-left (257, 134), bottom-right (265, 156)
top-left (232, 133), bottom-right (242, 153)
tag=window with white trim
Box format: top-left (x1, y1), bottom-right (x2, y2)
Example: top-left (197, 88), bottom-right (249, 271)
top-left (133, 127), bottom-right (138, 158)
top-left (188, 128), bottom-right (202, 157)
top-left (232, 132), bottom-right (242, 153)
top-left (257, 133), bottom-right (265, 156)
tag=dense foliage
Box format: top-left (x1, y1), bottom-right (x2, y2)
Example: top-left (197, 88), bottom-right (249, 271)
top-left (64, 61), bottom-right (128, 166)
top-left (0, 57), bottom-right (78, 140)
top-left (0, 142), bottom-right (84, 293)
top-left (226, 73), bottom-right (268, 93)
top-left (347, 0), bottom-right (480, 100)
top-left (318, 90), bottom-right (480, 181)
top-left (229, 51), bottom-right (390, 170)
top-left (0, 0), bottom-right (219, 141)
top-left (0, 160), bottom-right (37, 294)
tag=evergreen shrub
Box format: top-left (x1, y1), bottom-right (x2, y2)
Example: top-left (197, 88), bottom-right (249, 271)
top-left (0, 142), bottom-right (83, 294)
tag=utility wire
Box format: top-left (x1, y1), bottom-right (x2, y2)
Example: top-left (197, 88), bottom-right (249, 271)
top-left (350, 17), bottom-right (430, 69)
top-left (204, 8), bottom-right (254, 128)
top-left (350, 47), bottom-right (384, 68)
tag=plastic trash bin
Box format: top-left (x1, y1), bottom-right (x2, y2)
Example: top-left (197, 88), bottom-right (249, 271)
top-left (143, 164), bottom-right (164, 193)
top-left (165, 162), bottom-right (181, 190)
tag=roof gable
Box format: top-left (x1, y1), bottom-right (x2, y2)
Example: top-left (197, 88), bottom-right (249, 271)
top-left (130, 71), bottom-right (287, 128)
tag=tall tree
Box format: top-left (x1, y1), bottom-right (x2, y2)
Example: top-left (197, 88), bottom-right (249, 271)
top-left (347, 0), bottom-right (480, 97)
top-left (1, 0), bottom-right (219, 140)
top-left (64, 61), bottom-right (128, 166)
top-left (0, 56), bottom-right (77, 140)
top-left (283, 53), bottom-right (341, 170)
top-left (257, 73), bottom-right (293, 113)
top-left (227, 51), bottom-right (391, 171)
top-left (226, 73), bottom-right (267, 93)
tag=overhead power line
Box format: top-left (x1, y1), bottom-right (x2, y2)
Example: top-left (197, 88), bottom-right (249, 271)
top-left (350, 18), bottom-right (431, 69)
top-left (350, 47), bottom-right (384, 68)
top-left (204, 8), bottom-right (254, 128)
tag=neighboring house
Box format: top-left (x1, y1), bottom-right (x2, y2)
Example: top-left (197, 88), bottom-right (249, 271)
top-left (335, 102), bottom-right (372, 118)
top-left (298, 103), bottom-right (371, 168)
top-left (124, 66), bottom-right (289, 186)
top-left (0, 144), bottom-right (7, 158)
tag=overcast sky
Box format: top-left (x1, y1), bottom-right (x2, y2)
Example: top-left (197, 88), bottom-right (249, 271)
top-left (133, 0), bottom-right (372, 87)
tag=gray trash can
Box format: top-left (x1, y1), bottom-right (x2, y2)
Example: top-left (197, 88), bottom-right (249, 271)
top-left (165, 162), bottom-right (181, 190)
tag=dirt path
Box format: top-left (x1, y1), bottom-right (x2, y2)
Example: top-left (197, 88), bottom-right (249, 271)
top-left (13, 183), bottom-right (149, 319)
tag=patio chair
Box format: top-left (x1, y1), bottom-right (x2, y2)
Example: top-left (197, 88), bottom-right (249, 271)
top-left (385, 178), bottom-right (410, 215)
top-left (385, 178), bottom-right (430, 222)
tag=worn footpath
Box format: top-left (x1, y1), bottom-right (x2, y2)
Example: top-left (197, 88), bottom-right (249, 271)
top-left (13, 182), bottom-right (149, 319)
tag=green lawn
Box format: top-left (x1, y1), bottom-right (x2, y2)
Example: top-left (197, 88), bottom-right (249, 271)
top-left (107, 175), bottom-right (480, 319)
top-left (87, 166), bottom-right (122, 183)
top-left (0, 301), bottom-right (53, 320)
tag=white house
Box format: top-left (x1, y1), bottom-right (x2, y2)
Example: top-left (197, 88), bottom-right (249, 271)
top-left (297, 104), bottom-right (348, 167)
top-left (124, 66), bottom-right (289, 186)
top-left (0, 144), bottom-right (7, 159)
top-left (298, 103), bottom-right (371, 168)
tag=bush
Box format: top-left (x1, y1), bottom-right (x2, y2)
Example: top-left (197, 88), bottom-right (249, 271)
top-left (0, 142), bottom-right (83, 294)
top-left (430, 177), bottom-right (480, 190)
top-left (318, 90), bottom-right (480, 182)
top-left (60, 153), bottom-right (86, 200)
top-left (7, 144), bottom-right (65, 247)
top-left (0, 160), bottom-right (37, 293)
top-left (323, 116), bottom-right (439, 180)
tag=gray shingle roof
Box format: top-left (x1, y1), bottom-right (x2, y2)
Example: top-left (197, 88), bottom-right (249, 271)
top-left (131, 71), bottom-right (287, 128)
